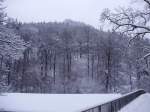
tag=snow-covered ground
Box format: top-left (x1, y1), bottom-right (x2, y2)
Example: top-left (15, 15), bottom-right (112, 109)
top-left (0, 93), bottom-right (121, 112)
top-left (119, 93), bottom-right (150, 112)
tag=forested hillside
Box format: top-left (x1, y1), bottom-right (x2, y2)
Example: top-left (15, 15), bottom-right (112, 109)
top-left (0, 19), bottom-right (150, 93)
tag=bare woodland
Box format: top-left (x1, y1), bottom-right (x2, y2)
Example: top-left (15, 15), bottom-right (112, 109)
top-left (0, 0), bottom-right (150, 93)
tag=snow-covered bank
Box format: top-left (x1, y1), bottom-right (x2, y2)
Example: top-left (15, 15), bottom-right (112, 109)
top-left (0, 93), bottom-right (121, 112)
top-left (119, 93), bottom-right (150, 112)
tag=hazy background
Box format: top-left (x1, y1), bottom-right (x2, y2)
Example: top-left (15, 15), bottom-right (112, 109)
top-left (5, 0), bottom-right (131, 28)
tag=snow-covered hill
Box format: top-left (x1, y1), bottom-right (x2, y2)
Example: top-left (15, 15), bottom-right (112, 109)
top-left (119, 93), bottom-right (150, 112)
top-left (0, 93), bottom-right (121, 112)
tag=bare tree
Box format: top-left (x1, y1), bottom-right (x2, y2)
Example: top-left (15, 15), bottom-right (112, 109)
top-left (101, 0), bottom-right (150, 62)
top-left (101, 0), bottom-right (150, 91)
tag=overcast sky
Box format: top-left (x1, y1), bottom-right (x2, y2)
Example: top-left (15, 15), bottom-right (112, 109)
top-left (5, 0), bottom-right (131, 28)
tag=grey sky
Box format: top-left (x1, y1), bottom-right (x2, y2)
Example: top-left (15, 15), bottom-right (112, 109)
top-left (5, 0), bottom-right (131, 28)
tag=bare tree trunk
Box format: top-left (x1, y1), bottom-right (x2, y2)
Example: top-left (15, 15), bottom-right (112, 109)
top-left (91, 54), bottom-right (94, 79)
top-left (137, 72), bottom-right (141, 89)
top-left (96, 53), bottom-right (100, 80)
top-left (129, 73), bottom-right (133, 91)
top-left (0, 55), bottom-right (3, 71)
top-left (41, 65), bottom-right (44, 76)
top-left (45, 50), bottom-right (48, 78)
top-left (53, 51), bottom-right (56, 84)
top-left (87, 52), bottom-right (90, 77)
top-left (7, 61), bottom-right (11, 86)
top-left (105, 49), bottom-right (111, 93)
top-left (49, 50), bottom-right (53, 70)
top-left (79, 42), bottom-right (82, 58)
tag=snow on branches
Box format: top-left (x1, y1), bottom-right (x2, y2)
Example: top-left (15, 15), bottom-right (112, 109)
top-left (0, 25), bottom-right (28, 59)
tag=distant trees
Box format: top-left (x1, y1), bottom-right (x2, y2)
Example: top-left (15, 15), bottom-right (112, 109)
top-left (97, 32), bottom-right (125, 92)
top-left (1, 15), bottom-right (150, 93)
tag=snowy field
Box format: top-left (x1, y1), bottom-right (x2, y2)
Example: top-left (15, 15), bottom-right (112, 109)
top-left (119, 93), bottom-right (150, 112)
top-left (0, 93), bottom-right (121, 112)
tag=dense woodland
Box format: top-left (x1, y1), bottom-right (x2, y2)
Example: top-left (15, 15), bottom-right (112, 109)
top-left (1, 0), bottom-right (150, 93)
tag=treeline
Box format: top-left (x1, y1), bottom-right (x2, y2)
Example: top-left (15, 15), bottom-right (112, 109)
top-left (1, 19), bottom-right (150, 93)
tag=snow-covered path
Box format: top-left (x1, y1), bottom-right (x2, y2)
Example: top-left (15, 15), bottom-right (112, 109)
top-left (119, 93), bottom-right (150, 112)
top-left (0, 93), bottom-right (121, 112)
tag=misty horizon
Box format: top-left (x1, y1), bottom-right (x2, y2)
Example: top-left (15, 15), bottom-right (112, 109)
top-left (4, 0), bottom-right (131, 28)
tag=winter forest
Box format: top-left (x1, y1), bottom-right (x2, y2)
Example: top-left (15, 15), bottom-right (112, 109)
top-left (1, 0), bottom-right (150, 94)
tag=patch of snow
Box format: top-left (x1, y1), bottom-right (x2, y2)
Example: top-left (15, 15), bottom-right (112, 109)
top-left (119, 93), bottom-right (150, 112)
top-left (0, 93), bottom-right (121, 112)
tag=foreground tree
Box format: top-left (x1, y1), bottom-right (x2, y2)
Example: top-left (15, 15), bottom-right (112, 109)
top-left (0, 0), bottom-right (27, 92)
top-left (101, 0), bottom-right (150, 41)
top-left (101, 0), bottom-right (150, 91)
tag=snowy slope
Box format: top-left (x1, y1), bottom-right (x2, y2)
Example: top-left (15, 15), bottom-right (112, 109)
top-left (0, 93), bottom-right (121, 112)
top-left (119, 93), bottom-right (150, 112)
